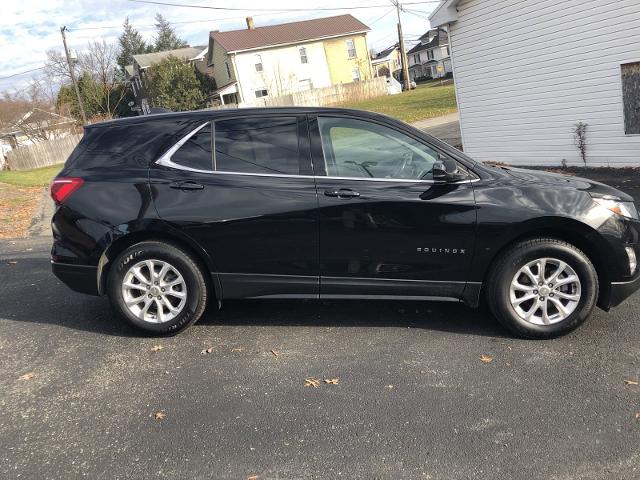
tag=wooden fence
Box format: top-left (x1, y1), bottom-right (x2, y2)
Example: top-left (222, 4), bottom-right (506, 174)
top-left (6, 134), bottom-right (82, 171)
top-left (211, 77), bottom-right (389, 110)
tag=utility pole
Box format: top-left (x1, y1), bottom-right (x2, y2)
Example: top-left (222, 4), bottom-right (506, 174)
top-left (394, 1), bottom-right (411, 92)
top-left (60, 26), bottom-right (87, 125)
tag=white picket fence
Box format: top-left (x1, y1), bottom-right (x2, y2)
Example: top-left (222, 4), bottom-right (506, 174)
top-left (5, 134), bottom-right (82, 171)
top-left (210, 77), bottom-right (389, 110)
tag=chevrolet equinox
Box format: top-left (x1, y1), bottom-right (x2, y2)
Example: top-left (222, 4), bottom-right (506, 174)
top-left (50, 108), bottom-right (640, 338)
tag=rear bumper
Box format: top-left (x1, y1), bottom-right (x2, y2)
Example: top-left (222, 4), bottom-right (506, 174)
top-left (606, 274), bottom-right (640, 310)
top-left (52, 261), bottom-right (100, 296)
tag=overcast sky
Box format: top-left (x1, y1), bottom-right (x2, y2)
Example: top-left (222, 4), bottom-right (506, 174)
top-left (0, 0), bottom-right (438, 95)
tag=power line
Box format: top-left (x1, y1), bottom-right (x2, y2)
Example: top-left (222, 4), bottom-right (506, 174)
top-left (68, 10), bottom-right (293, 31)
top-left (367, 7), bottom-right (396, 26)
top-left (0, 67), bottom-right (46, 81)
top-left (127, 0), bottom-right (440, 12)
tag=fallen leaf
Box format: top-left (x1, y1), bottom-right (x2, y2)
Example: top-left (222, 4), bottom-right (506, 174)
top-left (635, 412), bottom-right (640, 420)
top-left (304, 378), bottom-right (320, 388)
top-left (153, 410), bottom-right (166, 421)
top-left (231, 347), bottom-right (245, 353)
top-left (324, 378), bottom-right (339, 385)
top-left (18, 372), bottom-right (35, 380)
top-left (480, 354), bottom-right (493, 364)
top-left (247, 476), bottom-right (259, 480)
top-left (386, 385), bottom-right (394, 389)
top-left (624, 379), bottom-right (639, 386)
top-left (270, 349), bottom-right (279, 357)
top-left (201, 347), bottom-right (214, 355)
top-left (150, 345), bottom-right (163, 352)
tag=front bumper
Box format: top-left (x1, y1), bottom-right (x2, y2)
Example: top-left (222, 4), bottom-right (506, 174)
top-left (52, 261), bottom-right (99, 296)
top-left (607, 274), bottom-right (640, 309)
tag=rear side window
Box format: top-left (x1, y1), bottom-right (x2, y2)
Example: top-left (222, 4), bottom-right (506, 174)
top-left (214, 117), bottom-right (300, 175)
top-left (171, 123), bottom-right (212, 170)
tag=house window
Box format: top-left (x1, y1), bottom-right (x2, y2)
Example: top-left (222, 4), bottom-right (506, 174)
top-left (346, 39), bottom-right (357, 59)
top-left (446, 45), bottom-right (450, 56)
top-left (299, 47), bottom-right (308, 64)
top-left (255, 88), bottom-right (269, 98)
top-left (427, 50), bottom-right (434, 60)
top-left (225, 61), bottom-right (231, 79)
top-left (622, 62), bottom-right (640, 135)
top-left (352, 68), bottom-right (361, 82)
top-left (254, 55), bottom-right (263, 72)
top-left (413, 54), bottom-right (420, 64)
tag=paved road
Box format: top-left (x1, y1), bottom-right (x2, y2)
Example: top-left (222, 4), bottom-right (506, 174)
top-left (1, 234), bottom-right (639, 480)
top-left (413, 113), bottom-right (462, 148)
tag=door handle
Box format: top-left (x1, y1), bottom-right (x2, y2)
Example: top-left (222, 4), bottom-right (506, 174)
top-left (170, 181), bottom-right (204, 191)
top-left (324, 188), bottom-right (360, 199)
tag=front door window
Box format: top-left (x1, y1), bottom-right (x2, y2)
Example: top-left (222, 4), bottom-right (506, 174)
top-left (317, 116), bottom-right (440, 181)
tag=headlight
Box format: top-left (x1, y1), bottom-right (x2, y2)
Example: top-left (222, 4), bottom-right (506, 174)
top-left (591, 195), bottom-right (639, 219)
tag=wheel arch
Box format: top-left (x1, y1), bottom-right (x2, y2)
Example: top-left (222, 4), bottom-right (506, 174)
top-left (478, 218), bottom-right (612, 309)
top-left (96, 227), bottom-right (222, 301)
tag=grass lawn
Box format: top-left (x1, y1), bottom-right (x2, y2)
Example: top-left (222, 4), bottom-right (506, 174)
top-left (0, 164), bottom-right (62, 187)
top-left (338, 81), bottom-right (458, 124)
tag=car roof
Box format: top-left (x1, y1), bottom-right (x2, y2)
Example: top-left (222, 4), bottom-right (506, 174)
top-left (85, 107), bottom-right (395, 129)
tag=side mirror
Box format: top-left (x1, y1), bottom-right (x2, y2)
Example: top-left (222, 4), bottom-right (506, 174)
top-left (432, 159), bottom-right (469, 183)
top-left (432, 161), bottom-right (448, 181)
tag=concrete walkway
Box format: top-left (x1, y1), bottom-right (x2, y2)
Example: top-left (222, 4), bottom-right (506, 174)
top-left (412, 112), bottom-right (462, 148)
top-left (27, 188), bottom-right (54, 238)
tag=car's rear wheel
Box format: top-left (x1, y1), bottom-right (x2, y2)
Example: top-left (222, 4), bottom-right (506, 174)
top-left (107, 241), bottom-right (208, 335)
top-left (486, 238), bottom-right (598, 339)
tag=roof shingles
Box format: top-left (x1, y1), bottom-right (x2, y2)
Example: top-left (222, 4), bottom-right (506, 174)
top-left (211, 14), bottom-right (370, 53)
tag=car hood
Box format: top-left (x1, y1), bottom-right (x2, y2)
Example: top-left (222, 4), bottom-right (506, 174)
top-left (501, 167), bottom-right (635, 202)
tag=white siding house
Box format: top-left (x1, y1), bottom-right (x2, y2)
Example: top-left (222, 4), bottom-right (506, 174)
top-left (430, 0), bottom-right (640, 166)
top-left (233, 41), bottom-right (334, 101)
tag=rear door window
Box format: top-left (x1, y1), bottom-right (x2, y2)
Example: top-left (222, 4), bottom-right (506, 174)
top-left (171, 123), bottom-right (213, 171)
top-left (214, 117), bottom-right (300, 175)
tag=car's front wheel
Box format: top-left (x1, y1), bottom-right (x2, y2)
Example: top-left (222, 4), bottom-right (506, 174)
top-left (486, 238), bottom-right (598, 339)
top-left (107, 241), bottom-right (209, 335)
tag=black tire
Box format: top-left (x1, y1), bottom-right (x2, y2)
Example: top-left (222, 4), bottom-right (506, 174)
top-left (107, 241), bottom-right (209, 335)
top-left (486, 238), bottom-right (598, 339)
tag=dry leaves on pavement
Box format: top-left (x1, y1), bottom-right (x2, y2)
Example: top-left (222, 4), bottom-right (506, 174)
top-left (150, 345), bottom-right (164, 352)
top-left (480, 354), bottom-right (493, 364)
top-left (324, 378), bottom-right (339, 385)
top-left (247, 476), bottom-right (259, 480)
top-left (153, 410), bottom-right (167, 421)
top-left (304, 378), bottom-right (321, 388)
top-left (231, 347), bottom-right (245, 353)
top-left (624, 379), bottom-right (638, 386)
top-left (18, 372), bottom-right (35, 380)
top-left (270, 349), bottom-right (279, 357)
top-left (201, 347), bottom-right (214, 355)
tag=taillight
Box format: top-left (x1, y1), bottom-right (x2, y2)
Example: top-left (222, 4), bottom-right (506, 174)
top-left (50, 177), bottom-right (84, 204)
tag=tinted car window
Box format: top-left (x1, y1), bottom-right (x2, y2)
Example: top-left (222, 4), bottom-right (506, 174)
top-left (318, 116), bottom-right (440, 180)
top-left (171, 123), bottom-right (213, 171)
top-left (214, 117), bottom-right (300, 175)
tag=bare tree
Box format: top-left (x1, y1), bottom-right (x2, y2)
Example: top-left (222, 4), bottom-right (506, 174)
top-left (45, 40), bottom-right (131, 120)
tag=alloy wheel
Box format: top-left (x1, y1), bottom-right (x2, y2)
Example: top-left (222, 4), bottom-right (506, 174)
top-left (509, 257), bottom-right (582, 326)
top-left (121, 259), bottom-right (188, 323)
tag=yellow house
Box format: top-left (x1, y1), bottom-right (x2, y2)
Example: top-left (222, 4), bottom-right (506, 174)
top-left (323, 33), bottom-right (373, 84)
top-left (207, 15), bottom-right (373, 104)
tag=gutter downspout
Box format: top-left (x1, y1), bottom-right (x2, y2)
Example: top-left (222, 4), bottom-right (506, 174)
top-left (447, 22), bottom-right (466, 150)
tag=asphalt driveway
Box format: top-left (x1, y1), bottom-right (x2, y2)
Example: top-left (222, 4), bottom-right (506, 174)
top-left (1, 168), bottom-right (640, 480)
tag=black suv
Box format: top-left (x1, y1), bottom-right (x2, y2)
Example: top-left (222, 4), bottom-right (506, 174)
top-left (51, 108), bottom-right (640, 338)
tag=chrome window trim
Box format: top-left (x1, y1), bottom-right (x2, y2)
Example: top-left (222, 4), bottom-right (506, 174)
top-left (156, 122), bottom-right (212, 172)
top-left (155, 121), bottom-right (478, 184)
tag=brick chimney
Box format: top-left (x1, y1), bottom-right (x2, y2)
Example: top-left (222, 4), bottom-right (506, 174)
top-left (246, 17), bottom-right (255, 30)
